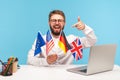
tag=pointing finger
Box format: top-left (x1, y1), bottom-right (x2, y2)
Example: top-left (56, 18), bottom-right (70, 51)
top-left (72, 16), bottom-right (81, 27)
top-left (72, 23), bottom-right (78, 27)
top-left (78, 16), bottom-right (80, 22)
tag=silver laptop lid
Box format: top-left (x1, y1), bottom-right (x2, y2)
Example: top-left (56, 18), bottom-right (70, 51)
top-left (87, 44), bottom-right (117, 75)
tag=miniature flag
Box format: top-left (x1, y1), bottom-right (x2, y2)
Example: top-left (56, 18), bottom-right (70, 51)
top-left (70, 38), bottom-right (83, 61)
top-left (58, 31), bottom-right (71, 54)
top-left (34, 32), bottom-right (45, 56)
top-left (46, 30), bottom-right (54, 55)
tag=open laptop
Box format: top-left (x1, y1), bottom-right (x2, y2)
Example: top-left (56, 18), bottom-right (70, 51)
top-left (67, 44), bottom-right (117, 75)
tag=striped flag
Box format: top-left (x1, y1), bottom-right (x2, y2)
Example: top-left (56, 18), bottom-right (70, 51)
top-left (58, 31), bottom-right (71, 54)
top-left (70, 38), bottom-right (83, 61)
top-left (46, 30), bottom-right (54, 55)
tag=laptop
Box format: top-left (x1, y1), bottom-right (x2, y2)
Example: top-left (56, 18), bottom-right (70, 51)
top-left (67, 44), bottom-right (117, 75)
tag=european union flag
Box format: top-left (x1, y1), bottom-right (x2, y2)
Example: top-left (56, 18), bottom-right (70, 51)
top-left (34, 32), bottom-right (45, 56)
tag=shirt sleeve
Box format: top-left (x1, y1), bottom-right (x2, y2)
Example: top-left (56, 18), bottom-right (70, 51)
top-left (27, 39), bottom-right (49, 66)
top-left (68, 25), bottom-right (97, 48)
top-left (57, 51), bottom-right (74, 65)
top-left (81, 25), bottom-right (97, 48)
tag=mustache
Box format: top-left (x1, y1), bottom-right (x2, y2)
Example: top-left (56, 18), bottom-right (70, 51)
top-left (53, 25), bottom-right (61, 28)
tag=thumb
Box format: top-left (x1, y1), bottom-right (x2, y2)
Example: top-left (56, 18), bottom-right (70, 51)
top-left (78, 16), bottom-right (80, 22)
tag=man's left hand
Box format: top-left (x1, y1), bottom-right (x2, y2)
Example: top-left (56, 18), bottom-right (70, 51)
top-left (72, 16), bottom-right (85, 30)
top-left (47, 54), bottom-right (58, 64)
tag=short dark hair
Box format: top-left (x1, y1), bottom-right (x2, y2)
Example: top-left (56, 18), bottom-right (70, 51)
top-left (49, 10), bottom-right (65, 22)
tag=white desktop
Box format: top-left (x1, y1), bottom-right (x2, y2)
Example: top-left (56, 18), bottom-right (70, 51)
top-left (0, 65), bottom-right (120, 80)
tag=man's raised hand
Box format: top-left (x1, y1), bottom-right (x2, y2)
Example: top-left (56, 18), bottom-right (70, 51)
top-left (72, 16), bottom-right (85, 30)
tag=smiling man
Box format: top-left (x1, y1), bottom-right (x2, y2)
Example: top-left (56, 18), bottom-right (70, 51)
top-left (49, 10), bottom-right (65, 38)
top-left (27, 10), bottom-right (97, 66)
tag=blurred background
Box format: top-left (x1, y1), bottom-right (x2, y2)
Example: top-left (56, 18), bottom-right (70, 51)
top-left (0, 0), bottom-right (120, 65)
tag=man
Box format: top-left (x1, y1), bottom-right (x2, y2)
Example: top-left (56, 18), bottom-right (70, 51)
top-left (27, 10), bottom-right (97, 66)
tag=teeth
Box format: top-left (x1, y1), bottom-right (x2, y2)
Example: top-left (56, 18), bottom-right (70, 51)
top-left (54, 26), bottom-right (60, 28)
top-left (55, 26), bottom-right (59, 28)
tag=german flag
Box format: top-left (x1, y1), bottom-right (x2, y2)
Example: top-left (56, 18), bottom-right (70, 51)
top-left (58, 31), bottom-right (71, 54)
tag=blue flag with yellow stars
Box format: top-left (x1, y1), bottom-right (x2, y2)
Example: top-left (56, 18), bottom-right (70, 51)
top-left (34, 32), bottom-right (45, 56)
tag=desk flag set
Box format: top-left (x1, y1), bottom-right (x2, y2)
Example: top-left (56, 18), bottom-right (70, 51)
top-left (0, 57), bottom-right (18, 76)
top-left (34, 31), bottom-right (83, 61)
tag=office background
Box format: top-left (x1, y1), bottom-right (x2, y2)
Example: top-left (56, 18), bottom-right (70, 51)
top-left (0, 0), bottom-right (120, 65)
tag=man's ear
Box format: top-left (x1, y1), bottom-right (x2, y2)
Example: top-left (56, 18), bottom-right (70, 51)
top-left (48, 21), bottom-right (50, 25)
top-left (64, 22), bottom-right (66, 26)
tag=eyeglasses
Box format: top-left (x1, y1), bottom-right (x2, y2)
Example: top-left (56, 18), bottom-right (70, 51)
top-left (50, 19), bottom-right (64, 23)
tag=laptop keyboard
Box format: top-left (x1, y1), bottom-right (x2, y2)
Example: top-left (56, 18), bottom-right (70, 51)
top-left (79, 69), bottom-right (87, 73)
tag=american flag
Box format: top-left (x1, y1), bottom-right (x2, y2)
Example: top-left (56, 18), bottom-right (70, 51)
top-left (70, 38), bottom-right (83, 61)
top-left (46, 30), bottom-right (54, 55)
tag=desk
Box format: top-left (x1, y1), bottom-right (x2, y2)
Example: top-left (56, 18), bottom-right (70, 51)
top-left (0, 65), bottom-right (120, 80)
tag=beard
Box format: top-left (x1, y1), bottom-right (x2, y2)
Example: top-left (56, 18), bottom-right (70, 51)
top-left (50, 24), bottom-right (64, 36)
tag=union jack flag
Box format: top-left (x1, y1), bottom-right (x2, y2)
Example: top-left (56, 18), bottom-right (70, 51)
top-left (70, 38), bottom-right (83, 61)
top-left (46, 30), bottom-right (54, 55)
